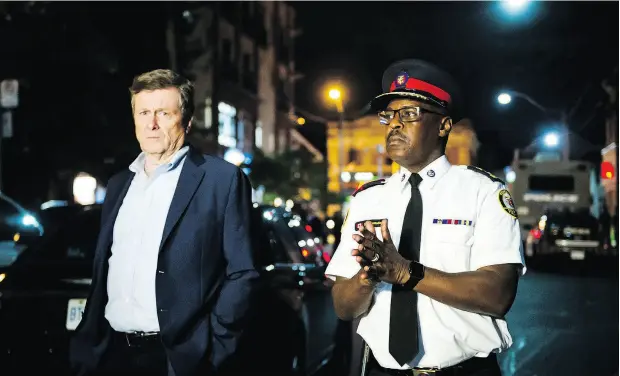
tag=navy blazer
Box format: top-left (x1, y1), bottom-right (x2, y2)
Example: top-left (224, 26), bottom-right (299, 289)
top-left (70, 147), bottom-right (259, 376)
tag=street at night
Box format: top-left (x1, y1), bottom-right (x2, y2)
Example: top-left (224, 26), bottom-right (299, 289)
top-left (0, 1), bottom-right (618, 376)
top-left (499, 259), bottom-right (618, 376)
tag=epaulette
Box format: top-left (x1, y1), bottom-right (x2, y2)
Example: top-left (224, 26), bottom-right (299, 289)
top-left (466, 165), bottom-right (505, 184)
top-left (352, 179), bottom-right (386, 197)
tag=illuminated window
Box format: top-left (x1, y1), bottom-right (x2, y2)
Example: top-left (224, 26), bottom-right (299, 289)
top-left (218, 102), bottom-right (237, 148)
top-left (203, 97), bottom-right (212, 129)
top-left (255, 121), bottom-right (263, 148)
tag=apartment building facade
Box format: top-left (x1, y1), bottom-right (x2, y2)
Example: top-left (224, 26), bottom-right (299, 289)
top-left (166, 1), bottom-right (302, 160)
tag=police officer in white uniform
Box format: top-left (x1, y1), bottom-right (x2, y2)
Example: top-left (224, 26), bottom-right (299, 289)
top-left (326, 59), bottom-right (526, 376)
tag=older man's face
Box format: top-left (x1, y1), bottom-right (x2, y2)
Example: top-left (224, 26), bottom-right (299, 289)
top-left (133, 87), bottom-right (187, 157)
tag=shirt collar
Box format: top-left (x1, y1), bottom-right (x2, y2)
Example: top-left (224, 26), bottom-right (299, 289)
top-left (396, 155), bottom-right (452, 190)
top-left (129, 145), bottom-right (190, 174)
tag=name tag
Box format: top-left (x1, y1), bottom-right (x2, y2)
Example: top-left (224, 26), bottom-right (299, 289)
top-left (354, 219), bottom-right (383, 230)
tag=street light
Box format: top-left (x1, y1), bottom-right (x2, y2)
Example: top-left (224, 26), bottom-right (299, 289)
top-left (543, 132), bottom-right (559, 148)
top-left (496, 89), bottom-right (570, 161)
top-left (497, 92), bottom-right (512, 105)
top-left (325, 84), bottom-right (346, 193)
top-left (501, 0), bottom-right (530, 14)
top-left (328, 89), bottom-right (341, 101)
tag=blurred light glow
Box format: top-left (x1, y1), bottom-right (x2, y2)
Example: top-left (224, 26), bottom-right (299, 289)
top-left (543, 132), bottom-right (559, 147)
top-left (502, 0), bottom-right (530, 14)
top-left (285, 199), bottom-right (294, 209)
top-left (73, 173), bottom-right (97, 206)
top-left (354, 172), bottom-right (374, 181)
top-left (296, 117), bottom-right (306, 125)
top-left (41, 200), bottom-right (68, 210)
top-left (223, 148), bottom-right (245, 166)
top-left (273, 197), bottom-right (283, 207)
top-left (341, 172), bottom-right (351, 183)
top-left (506, 170), bottom-right (516, 183)
top-left (497, 93), bottom-right (512, 105)
top-left (328, 89), bottom-right (341, 100)
top-left (326, 219), bottom-right (335, 229)
top-left (263, 210), bottom-right (274, 221)
top-left (22, 214), bottom-right (37, 226)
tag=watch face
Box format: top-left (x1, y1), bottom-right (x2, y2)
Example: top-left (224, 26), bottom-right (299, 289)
top-left (410, 261), bottom-right (424, 280)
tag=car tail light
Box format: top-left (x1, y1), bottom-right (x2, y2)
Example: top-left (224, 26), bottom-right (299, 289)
top-left (322, 252), bottom-right (332, 263)
top-left (530, 228), bottom-right (542, 240)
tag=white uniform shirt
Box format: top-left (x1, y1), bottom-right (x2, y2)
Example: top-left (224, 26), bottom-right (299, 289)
top-left (325, 155), bottom-right (526, 369)
top-left (105, 146), bottom-right (188, 333)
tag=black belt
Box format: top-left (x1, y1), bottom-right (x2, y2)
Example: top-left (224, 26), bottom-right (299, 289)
top-left (370, 354), bottom-right (498, 376)
top-left (113, 331), bottom-right (162, 348)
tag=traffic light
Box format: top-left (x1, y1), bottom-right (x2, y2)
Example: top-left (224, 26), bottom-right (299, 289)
top-left (601, 161), bottom-right (615, 180)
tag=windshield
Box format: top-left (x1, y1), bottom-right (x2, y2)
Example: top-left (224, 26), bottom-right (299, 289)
top-left (528, 175), bottom-right (575, 192)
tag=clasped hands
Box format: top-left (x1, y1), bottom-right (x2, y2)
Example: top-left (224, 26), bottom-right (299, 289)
top-left (351, 219), bottom-right (410, 286)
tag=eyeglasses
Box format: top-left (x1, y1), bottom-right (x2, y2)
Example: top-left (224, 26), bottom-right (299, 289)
top-left (378, 106), bottom-right (445, 125)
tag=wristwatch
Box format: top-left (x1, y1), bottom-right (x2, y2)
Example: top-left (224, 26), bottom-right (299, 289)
top-left (402, 261), bottom-right (425, 290)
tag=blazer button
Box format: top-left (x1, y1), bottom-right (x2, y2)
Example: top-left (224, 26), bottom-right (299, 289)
top-left (157, 270), bottom-right (165, 274)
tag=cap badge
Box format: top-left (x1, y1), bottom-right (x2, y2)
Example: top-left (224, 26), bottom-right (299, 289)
top-left (395, 70), bottom-right (409, 89)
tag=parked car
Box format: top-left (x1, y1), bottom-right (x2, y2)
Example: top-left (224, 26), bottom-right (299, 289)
top-left (0, 192), bottom-right (44, 267)
top-left (525, 208), bottom-right (603, 261)
top-left (0, 204), bottom-right (338, 375)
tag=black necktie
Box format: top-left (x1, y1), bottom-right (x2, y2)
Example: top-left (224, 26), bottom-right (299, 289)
top-left (389, 173), bottom-right (423, 366)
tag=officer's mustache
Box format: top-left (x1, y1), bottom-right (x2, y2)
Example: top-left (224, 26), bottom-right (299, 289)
top-left (387, 131), bottom-right (408, 142)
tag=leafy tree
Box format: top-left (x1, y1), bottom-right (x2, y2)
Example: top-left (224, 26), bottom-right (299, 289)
top-left (249, 147), bottom-right (327, 204)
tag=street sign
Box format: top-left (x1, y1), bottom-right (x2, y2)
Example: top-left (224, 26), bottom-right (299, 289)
top-left (1, 111), bottom-right (12, 138)
top-left (0, 79), bottom-right (19, 109)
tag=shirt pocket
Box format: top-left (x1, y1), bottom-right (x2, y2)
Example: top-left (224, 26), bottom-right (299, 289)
top-left (424, 223), bottom-right (474, 273)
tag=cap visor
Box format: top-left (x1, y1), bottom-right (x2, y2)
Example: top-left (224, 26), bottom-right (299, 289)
top-left (365, 93), bottom-right (411, 115)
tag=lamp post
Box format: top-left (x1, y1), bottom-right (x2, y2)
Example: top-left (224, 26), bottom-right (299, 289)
top-left (327, 87), bottom-right (345, 193)
top-left (497, 90), bottom-right (570, 161)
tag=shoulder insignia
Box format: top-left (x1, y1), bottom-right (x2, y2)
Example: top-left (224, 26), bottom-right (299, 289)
top-left (498, 189), bottom-right (518, 218)
top-left (466, 165), bottom-right (505, 184)
top-left (352, 179), bottom-right (386, 197)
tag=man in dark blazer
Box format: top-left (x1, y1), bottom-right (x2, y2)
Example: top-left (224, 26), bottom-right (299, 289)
top-left (70, 69), bottom-right (259, 376)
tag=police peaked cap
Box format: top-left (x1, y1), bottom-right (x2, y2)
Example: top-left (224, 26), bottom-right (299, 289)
top-left (366, 59), bottom-right (463, 122)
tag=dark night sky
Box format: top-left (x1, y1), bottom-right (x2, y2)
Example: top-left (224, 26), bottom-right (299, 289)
top-left (292, 1), bottom-right (619, 170)
top-left (0, 2), bottom-right (618, 204)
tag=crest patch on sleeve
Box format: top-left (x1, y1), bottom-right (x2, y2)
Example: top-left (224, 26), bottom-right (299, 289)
top-left (498, 189), bottom-right (518, 218)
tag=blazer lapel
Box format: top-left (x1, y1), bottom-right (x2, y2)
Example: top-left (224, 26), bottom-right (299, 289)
top-left (159, 147), bottom-right (206, 251)
top-left (98, 170), bottom-right (135, 253)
